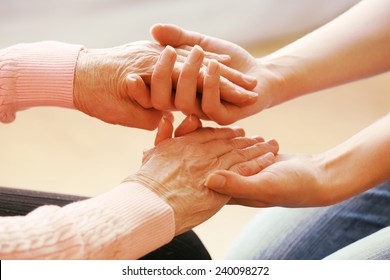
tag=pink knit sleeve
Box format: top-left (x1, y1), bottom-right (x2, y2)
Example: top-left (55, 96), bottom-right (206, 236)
top-left (0, 182), bottom-right (175, 259)
top-left (0, 41), bottom-right (83, 123)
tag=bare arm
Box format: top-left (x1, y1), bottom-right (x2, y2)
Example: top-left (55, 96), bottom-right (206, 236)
top-left (205, 113), bottom-right (390, 207)
top-left (263, 0), bottom-right (390, 107)
top-left (151, 0), bottom-right (390, 123)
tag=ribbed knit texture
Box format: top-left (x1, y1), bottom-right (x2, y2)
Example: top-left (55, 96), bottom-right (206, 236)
top-left (0, 182), bottom-right (175, 259)
top-left (0, 41), bottom-right (82, 123)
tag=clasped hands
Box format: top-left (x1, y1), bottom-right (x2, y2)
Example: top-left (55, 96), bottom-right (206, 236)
top-left (72, 24), bottom-right (330, 234)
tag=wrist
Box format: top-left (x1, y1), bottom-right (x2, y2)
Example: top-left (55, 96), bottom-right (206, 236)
top-left (316, 145), bottom-right (377, 205)
top-left (257, 54), bottom-right (306, 108)
top-left (313, 152), bottom-right (341, 205)
top-left (73, 48), bottom-right (89, 113)
top-left (123, 173), bottom-right (183, 235)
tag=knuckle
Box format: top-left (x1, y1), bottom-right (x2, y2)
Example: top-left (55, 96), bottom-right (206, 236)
top-left (236, 137), bottom-right (256, 148)
top-left (254, 157), bottom-right (268, 171)
top-left (235, 163), bottom-right (253, 176)
top-left (232, 149), bottom-right (246, 161)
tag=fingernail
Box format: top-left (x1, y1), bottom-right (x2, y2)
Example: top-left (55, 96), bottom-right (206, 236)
top-left (243, 75), bottom-right (257, 84)
top-left (159, 46), bottom-right (176, 64)
top-left (207, 60), bottom-right (219, 75)
top-left (188, 45), bottom-right (204, 65)
top-left (126, 74), bottom-right (137, 82)
top-left (126, 75), bottom-right (138, 90)
top-left (246, 90), bottom-right (258, 97)
top-left (218, 54), bottom-right (231, 61)
top-left (205, 174), bottom-right (226, 189)
top-left (236, 88), bottom-right (258, 98)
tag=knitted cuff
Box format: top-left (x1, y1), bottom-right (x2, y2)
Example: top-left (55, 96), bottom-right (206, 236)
top-left (0, 41), bottom-right (83, 123)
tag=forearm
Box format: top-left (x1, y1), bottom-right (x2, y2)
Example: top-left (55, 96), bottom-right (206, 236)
top-left (0, 182), bottom-right (174, 259)
top-left (0, 41), bottom-right (82, 123)
top-left (318, 113), bottom-right (390, 204)
top-left (260, 0), bottom-right (390, 107)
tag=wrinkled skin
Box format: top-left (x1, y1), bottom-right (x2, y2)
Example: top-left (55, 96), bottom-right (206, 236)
top-left (74, 41), bottom-right (165, 129)
top-left (126, 119), bottom-right (279, 235)
top-left (73, 40), bottom-right (258, 129)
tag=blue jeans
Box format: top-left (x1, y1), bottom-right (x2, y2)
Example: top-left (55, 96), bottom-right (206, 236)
top-left (226, 182), bottom-right (390, 259)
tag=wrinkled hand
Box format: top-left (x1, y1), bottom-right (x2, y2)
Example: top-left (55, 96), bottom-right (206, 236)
top-left (74, 41), bottom-right (166, 129)
top-left (73, 41), bottom-right (258, 128)
top-left (205, 153), bottom-right (331, 208)
top-left (126, 116), bottom-right (279, 235)
top-left (150, 24), bottom-right (283, 124)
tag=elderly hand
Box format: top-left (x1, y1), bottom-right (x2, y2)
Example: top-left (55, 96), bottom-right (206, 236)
top-left (73, 41), bottom-right (258, 129)
top-left (150, 24), bottom-right (283, 125)
top-left (127, 116), bottom-right (279, 235)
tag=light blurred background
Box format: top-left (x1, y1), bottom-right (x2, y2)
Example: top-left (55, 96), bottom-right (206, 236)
top-left (1, 0), bottom-right (390, 259)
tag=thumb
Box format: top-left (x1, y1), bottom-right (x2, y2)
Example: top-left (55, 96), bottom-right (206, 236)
top-left (154, 115), bottom-right (174, 145)
top-left (205, 170), bottom-right (263, 199)
top-left (174, 115), bottom-right (202, 137)
top-left (125, 74), bottom-right (152, 108)
top-left (150, 23), bottom-right (202, 47)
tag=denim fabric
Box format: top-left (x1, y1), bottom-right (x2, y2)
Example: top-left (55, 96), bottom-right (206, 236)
top-left (226, 182), bottom-right (390, 260)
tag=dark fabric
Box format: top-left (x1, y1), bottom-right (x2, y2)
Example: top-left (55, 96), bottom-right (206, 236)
top-left (140, 230), bottom-right (211, 260)
top-left (0, 186), bottom-right (86, 216)
top-left (0, 186), bottom-right (211, 260)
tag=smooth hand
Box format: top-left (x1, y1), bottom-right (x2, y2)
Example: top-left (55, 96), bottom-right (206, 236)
top-left (150, 24), bottom-right (282, 124)
top-left (205, 153), bottom-right (330, 208)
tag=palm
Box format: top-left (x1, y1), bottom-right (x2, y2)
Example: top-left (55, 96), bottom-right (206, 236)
top-left (230, 154), bottom-right (324, 207)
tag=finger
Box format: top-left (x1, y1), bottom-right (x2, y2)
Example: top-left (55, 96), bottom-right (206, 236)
top-left (229, 152), bottom-right (276, 176)
top-left (163, 111), bottom-right (175, 123)
top-left (128, 106), bottom-right (163, 130)
top-left (202, 136), bottom-right (265, 157)
top-left (176, 47), bottom-right (231, 64)
top-left (204, 170), bottom-right (269, 200)
top-left (201, 59), bottom-right (229, 123)
top-left (154, 115), bottom-right (174, 145)
top-left (184, 126), bottom-right (245, 143)
top-left (218, 77), bottom-right (258, 106)
top-left (172, 61), bottom-right (257, 108)
top-left (151, 46), bottom-right (177, 111)
top-left (126, 74), bottom-right (152, 108)
top-left (218, 63), bottom-right (257, 90)
top-left (227, 197), bottom-right (271, 207)
top-left (217, 139), bottom-right (279, 169)
top-left (151, 23), bottom-right (206, 48)
top-left (151, 23), bottom-right (232, 54)
top-left (174, 114), bottom-right (203, 137)
top-left (177, 47), bottom-right (255, 91)
top-left (175, 45), bottom-right (204, 116)
top-left (151, 24), bottom-right (259, 93)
